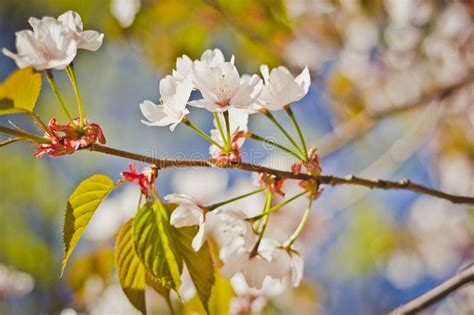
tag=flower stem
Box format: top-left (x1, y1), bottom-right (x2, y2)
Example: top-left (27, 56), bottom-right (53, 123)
top-left (207, 187), bottom-right (265, 211)
top-left (0, 125), bottom-right (51, 144)
top-left (262, 111), bottom-right (305, 159)
top-left (213, 112), bottom-right (230, 152)
top-left (65, 64), bottom-right (85, 129)
top-left (223, 110), bottom-right (232, 149)
top-left (183, 118), bottom-right (227, 152)
top-left (284, 198), bottom-right (313, 248)
top-left (285, 106), bottom-right (308, 161)
top-left (247, 190), bottom-right (307, 221)
top-left (249, 132), bottom-right (304, 160)
top-left (251, 191), bottom-right (273, 256)
top-left (45, 71), bottom-right (76, 126)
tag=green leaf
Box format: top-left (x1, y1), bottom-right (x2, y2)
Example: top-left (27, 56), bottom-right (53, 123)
top-left (133, 201), bottom-right (183, 292)
top-left (173, 223), bottom-right (215, 313)
top-left (0, 67), bottom-right (42, 114)
top-left (183, 273), bottom-right (235, 315)
top-left (116, 220), bottom-right (147, 314)
top-left (62, 174), bottom-right (116, 275)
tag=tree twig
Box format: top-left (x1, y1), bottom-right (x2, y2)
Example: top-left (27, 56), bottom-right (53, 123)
top-left (87, 144), bottom-right (474, 205)
top-left (390, 264), bottom-right (474, 314)
top-left (1, 125), bottom-right (474, 205)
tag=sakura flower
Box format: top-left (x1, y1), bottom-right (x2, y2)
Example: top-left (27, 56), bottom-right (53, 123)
top-left (220, 238), bottom-right (282, 289)
top-left (209, 108), bottom-right (249, 162)
top-left (35, 118), bottom-right (106, 157)
top-left (139, 76), bottom-right (193, 131)
top-left (172, 55), bottom-right (194, 83)
top-left (206, 207), bottom-right (256, 261)
top-left (120, 163), bottom-right (157, 197)
top-left (197, 48), bottom-right (233, 68)
top-left (270, 247), bottom-right (305, 287)
top-left (166, 194), bottom-right (208, 251)
top-left (172, 48), bottom-right (233, 85)
top-left (3, 11), bottom-right (103, 70)
top-left (241, 74), bottom-right (264, 113)
top-left (58, 11), bottom-right (104, 51)
top-left (3, 17), bottom-right (77, 70)
top-left (190, 61), bottom-right (262, 112)
top-left (230, 274), bottom-right (285, 313)
top-left (259, 65), bottom-right (311, 110)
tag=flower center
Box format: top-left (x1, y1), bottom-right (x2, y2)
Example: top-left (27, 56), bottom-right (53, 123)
top-left (215, 98), bottom-right (231, 107)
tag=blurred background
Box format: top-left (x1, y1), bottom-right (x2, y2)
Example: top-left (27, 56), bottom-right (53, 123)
top-left (1, 0), bottom-right (474, 314)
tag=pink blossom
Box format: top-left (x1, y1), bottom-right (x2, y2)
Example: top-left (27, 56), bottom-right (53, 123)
top-left (35, 118), bottom-right (106, 158)
top-left (120, 163), bottom-right (157, 197)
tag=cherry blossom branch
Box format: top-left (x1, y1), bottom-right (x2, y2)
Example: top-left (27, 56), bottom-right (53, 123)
top-left (390, 264), bottom-right (474, 314)
top-left (1, 124), bottom-right (473, 205)
top-left (86, 144), bottom-right (474, 205)
top-left (318, 74), bottom-right (474, 156)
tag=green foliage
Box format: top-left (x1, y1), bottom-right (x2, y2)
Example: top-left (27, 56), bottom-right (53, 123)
top-left (116, 219), bottom-right (147, 314)
top-left (173, 221), bottom-right (216, 312)
top-left (183, 273), bottom-right (235, 315)
top-left (129, 202), bottom-right (217, 312)
top-left (62, 174), bottom-right (116, 275)
top-left (0, 67), bottom-right (42, 114)
top-left (133, 201), bottom-right (183, 293)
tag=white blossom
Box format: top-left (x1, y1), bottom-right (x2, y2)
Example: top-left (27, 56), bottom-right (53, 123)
top-left (271, 247), bottom-right (305, 287)
top-left (259, 65), bottom-right (311, 110)
top-left (166, 193), bottom-right (207, 251)
top-left (139, 76), bottom-right (192, 131)
top-left (197, 48), bottom-right (234, 68)
top-left (3, 17), bottom-right (78, 70)
top-left (220, 238), bottom-right (282, 289)
top-left (172, 55), bottom-right (194, 83)
top-left (58, 11), bottom-right (104, 51)
top-left (3, 11), bottom-right (103, 70)
top-left (189, 61), bottom-right (262, 112)
top-left (206, 207), bottom-right (256, 262)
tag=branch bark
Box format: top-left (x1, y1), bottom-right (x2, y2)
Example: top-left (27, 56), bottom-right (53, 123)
top-left (390, 264), bottom-right (474, 314)
top-left (88, 144), bottom-right (474, 205)
top-left (1, 126), bottom-right (474, 205)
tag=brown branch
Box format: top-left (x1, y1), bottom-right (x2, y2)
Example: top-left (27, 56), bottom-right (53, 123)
top-left (317, 175), bottom-right (474, 205)
top-left (88, 144), bottom-right (474, 205)
top-left (390, 264), bottom-right (474, 314)
top-left (319, 74), bottom-right (474, 156)
top-left (1, 125), bottom-right (474, 205)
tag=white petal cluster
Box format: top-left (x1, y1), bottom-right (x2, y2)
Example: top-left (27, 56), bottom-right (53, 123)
top-left (167, 191), bottom-right (305, 290)
top-left (140, 76), bottom-right (192, 131)
top-left (140, 48), bottom-right (311, 130)
top-left (259, 65), bottom-right (311, 110)
top-left (220, 237), bottom-right (304, 289)
top-left (166, 193), bottom-right (206, 251)
top-left (3, 11), bottom-right (103, 70)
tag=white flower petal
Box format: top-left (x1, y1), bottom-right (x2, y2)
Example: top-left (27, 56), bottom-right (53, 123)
top-left (191, 222), bottom-right (206, 251)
